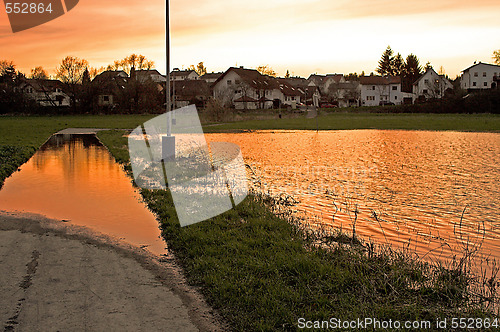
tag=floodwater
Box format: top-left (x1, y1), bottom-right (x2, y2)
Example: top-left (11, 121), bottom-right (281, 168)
top-left (206, 130), bottom-right (500, 266)
top-left (1, 130), bottom-right (498, 267)
top-left (0, 134), bottom-right (165, 255)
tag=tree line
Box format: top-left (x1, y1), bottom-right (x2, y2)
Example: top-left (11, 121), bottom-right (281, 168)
top-left (0, 54), bottom-right (167, 114)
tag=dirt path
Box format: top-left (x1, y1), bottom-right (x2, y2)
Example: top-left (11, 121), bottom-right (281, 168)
top-left (0, 211), bottom-right (226, 332)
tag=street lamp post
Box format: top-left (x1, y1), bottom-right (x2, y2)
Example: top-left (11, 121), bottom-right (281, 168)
top-left (162, 0), bottom-right (175, 160)
top-left (166, 0), bottom-right (171, 114)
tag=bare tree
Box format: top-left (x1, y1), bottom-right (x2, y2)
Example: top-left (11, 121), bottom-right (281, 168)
top-left (56, 56), bottom-right (89, 109)
top-left (188, 62), bottom-right (207, 76)
top-left (30, 66), bottom-right (49, 79)
top-left (493, 50), bottom-right (500, 65)
top-left (256, 65), bottom-right (277, 77)
top-left (108, 54), bottom-right (155, 74)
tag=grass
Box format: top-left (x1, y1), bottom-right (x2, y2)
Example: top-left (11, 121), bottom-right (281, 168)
top-left (204, 112), bottom-right (500, 133)
top-left (1, 113), bottom-right (499, 330)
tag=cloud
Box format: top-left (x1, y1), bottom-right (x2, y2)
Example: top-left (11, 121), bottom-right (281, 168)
top-left (0, 0), bottom-right (498, 76)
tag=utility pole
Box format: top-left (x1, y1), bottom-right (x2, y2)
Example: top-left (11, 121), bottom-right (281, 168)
top-left (166, 0), bottom-right (171, 115)
top-left (162, 0), bottom-right (175, 160)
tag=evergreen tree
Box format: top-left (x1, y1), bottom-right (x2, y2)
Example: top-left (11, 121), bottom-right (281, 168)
top-left (392, 53), bottom-right (404, 76)
top-left (402, 54), bottom-right (422, 92)
top-left (376, 46), bottom-right (394, 76)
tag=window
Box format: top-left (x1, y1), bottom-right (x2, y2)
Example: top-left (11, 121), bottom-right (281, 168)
top-left (235, 79), bottom-right (241, 84)
top-left (484, 82), bottom-right (488, 87)
top-left (372, 86), bottom-right (375, 90)
top-left (483, 72), bottom-right (487, 77)
top-left (473, 82), bottom-right (477, 87)
top-left (392, 86), bottom-right (397, 91)
top-left (423, 89), bottom-right (428, 94)
top-left (227, 80), bottom-right (232, 85)
top-left (474, 72), bottom-right (478, 77)
top-left (367, 96), bottom-right (375, 101)
top-left (424, 79), bottom-right (429, 84)
top-left (27, 87), bottom-right (33, 93)
top-left (103, 96), bottom-right (110, 102)
top-left (395, 96), bottom-right (398, 100)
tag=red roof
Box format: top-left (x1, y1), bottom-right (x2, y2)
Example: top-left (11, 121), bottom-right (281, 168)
top-left (360, 76), bottom-right (401, 85)
top-left (214, 67), bottom-right (278, 90)
top-left (234, 96), bottom-right (259, 102)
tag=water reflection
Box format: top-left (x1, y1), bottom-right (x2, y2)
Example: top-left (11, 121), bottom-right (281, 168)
top-left (206, 130), bottom-right (500, 266)
top-left (0, 134), bottom-right (165, 255)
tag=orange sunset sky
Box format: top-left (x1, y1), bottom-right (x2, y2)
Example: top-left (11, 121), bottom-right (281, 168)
top-left (1, 0), bottom-right (499, 78)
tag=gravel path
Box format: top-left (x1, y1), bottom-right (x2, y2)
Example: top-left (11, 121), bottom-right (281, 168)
top-left (0, 212), bottom-right (225, 332)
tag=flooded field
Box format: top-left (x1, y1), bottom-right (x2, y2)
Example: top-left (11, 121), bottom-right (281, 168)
top-left (207, 130), bottom-right (500, 266)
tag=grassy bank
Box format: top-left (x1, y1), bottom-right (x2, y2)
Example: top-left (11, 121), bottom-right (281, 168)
top-left (98, 129), bottom-right (497, 330)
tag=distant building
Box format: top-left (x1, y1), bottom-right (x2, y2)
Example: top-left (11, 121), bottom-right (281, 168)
top-left (284, 77), bottom-right (321, 107)
top-left (359, 76), bottom-right (402, 106)
top-left (412, 68), bottom-right (453, 103)
top-left (201, 72), bottom-right (223, 84)
top-left (172, 80), bottom-right (211, 109)
top-left (134, 69), bottom-right (166, 83)
top-left (461, 62), bottom-right (500, 91)
top-left (212, 67), bottom-right (303, 110)
top-left (170, 69), bottom-right (199, 81)
top-left (307, 74), bottom-right (346, 95)
top-left (92, 70), bottom-right (128, 108)
top-left (19, 79), bottom-right (71, 107)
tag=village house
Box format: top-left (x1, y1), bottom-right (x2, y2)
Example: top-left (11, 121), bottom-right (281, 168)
top-left (200, 72), bottom-right (223, 84)
top-left (212, 67), bottom-right (306, 110)
top-left (284, 77), bottom-right (321, 107)
top-left (134, 69), bottom-right (166, 83)
top-left (461, 62), bottom-right (500, 91)
top-left (172, 79), bottom-right (211, 109)
top-left (412, 68), bottom-right (453, 103)
top-left (326, 81), bottom-right (361, 108)
top-left (92, 70), bottom-right (128, 108)
top-left (19, 79), bottom-right (71, 107)
top-left (170, 69), bottom-right (199, 81)
top-left (359, 76), bottom-right (402, 106)
top-left (307, 74), bottom-right (346, 97)
top-left (275, 79), bottom-right (303, 108)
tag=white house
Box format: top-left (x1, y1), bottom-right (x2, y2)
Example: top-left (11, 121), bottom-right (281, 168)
top-left (170, 70), bottom-right (199, 81)
top-left (412, 68), bottom-right (453, 103)
top-left (359, 76), bottom-right (402, 106)
top-left (461, 62), bottom-right (500, 91)
top-left (212, 67), bottom-right (302, 110)
top-left (20, 79), bottom-right (71, 107)
top-left (307, 74), bottom-right (346, 95)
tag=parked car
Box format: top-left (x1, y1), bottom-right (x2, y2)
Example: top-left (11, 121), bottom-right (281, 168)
top-left (320, 103), bottom-right (338, 108)
top-left (379, 101), bottom-right (395, 106)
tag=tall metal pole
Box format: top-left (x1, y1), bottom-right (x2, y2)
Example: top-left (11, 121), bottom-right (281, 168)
top-left (162, 0), bottom-right (175, 159)
top-left (166, 0), bottom-right (170, 113)
top-left (166, 0), bottom-right (171, 136)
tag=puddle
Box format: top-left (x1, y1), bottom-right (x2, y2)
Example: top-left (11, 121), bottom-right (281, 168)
top-left (0, 134), bottom-right (166, 255)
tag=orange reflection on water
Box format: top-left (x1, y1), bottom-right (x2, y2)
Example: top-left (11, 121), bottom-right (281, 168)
top-left (207, 130), bottom-right (500, 267)
top-left (0, 134), bottom-right (165, 255)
